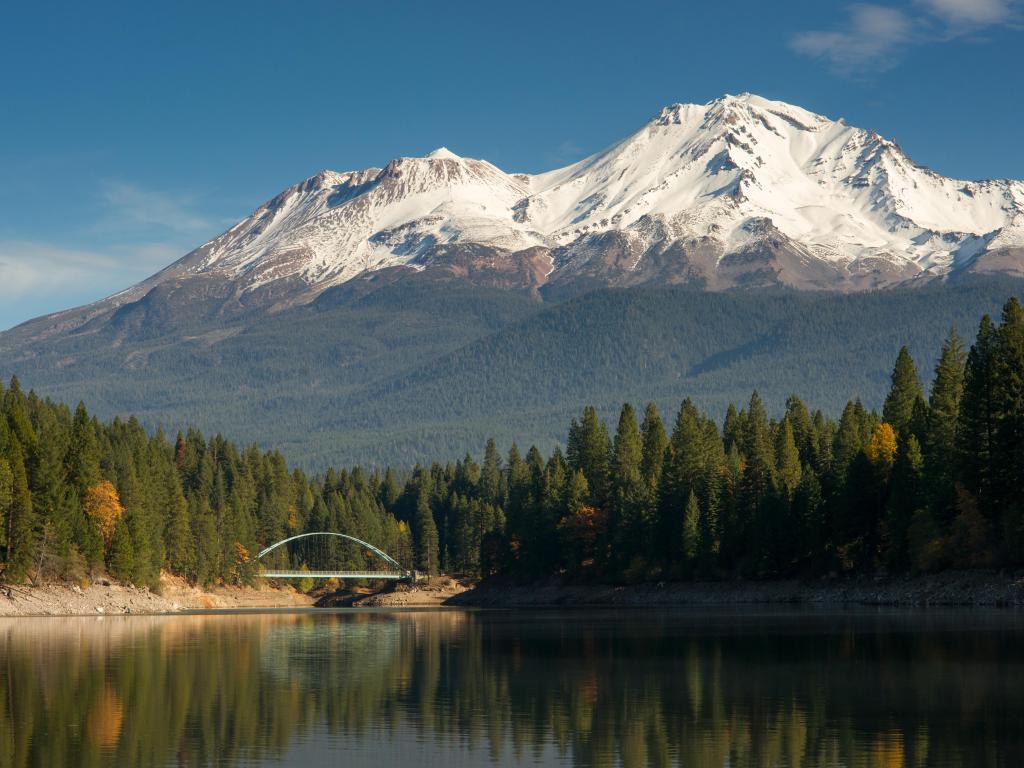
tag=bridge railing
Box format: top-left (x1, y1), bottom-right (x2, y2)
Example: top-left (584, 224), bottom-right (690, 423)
top-left (259, 569), bottom-right (410, 580)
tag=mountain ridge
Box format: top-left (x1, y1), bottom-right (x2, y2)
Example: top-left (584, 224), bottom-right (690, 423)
top-left (9, 92), bottom-right (1024, 343)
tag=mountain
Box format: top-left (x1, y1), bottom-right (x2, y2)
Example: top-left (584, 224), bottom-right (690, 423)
top-left (3, 94), bottom-right (1024, 467)
top-left (12, 93), bottom-right (1024, 342)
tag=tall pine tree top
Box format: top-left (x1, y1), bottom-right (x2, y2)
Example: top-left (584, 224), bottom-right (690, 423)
top-left (883, 347), bottom-right (925, 438)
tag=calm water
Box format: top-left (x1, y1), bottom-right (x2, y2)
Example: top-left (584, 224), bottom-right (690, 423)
top-left (1, 608), bottom-right (1023, 767)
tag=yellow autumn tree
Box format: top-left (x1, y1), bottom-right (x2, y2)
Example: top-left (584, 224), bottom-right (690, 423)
top-left (83, 481), bottom-right (124, 547)
top-left (865, 423), bottom-right (897, 468)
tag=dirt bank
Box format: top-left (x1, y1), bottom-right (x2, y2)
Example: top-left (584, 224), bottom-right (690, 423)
top-left (448, 571), bottom-right (1024, 608)
top-left (0, 572), bottom-right (314, 616)
top-left (316, 577), bottom-right (471, 608)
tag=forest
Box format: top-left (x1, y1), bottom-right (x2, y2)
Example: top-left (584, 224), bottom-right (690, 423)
top-left (4, 277), bottom-right (1021, 469)
top-left (1, 296), bottom-right (1022, 587)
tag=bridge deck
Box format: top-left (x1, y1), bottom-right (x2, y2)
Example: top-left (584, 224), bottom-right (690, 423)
top-left (258, 570), bottom-right (408, 580)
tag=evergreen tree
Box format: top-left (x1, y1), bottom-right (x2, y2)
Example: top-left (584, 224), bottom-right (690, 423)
top-left (992, 298), bottom-right (1024, 560)
top-left (0, 459), bottom-right (12, 553)
top-left (883, 347), bottom-right (925, 438)
top-left (3, 440), bottom-right (36, 580)
top-left (164, 472), bottom-right (194, 579)
top-left (925, 329), bottom-right (966, 523)
top-left (639, 402), bottom-right (668, 492)
top-left (413, 473), bottom-right (440, 575)
top-left (107, 516), bottom-right (135, 582)
top-left (480, 438), bottom-right (504, 507)
top-left (67, 402), bottom-right (100, 497)
top-left (886, 435), bottom-right (924, 572)
top-left (568, 406), bottom-right (610, 508)
top-left (610, 403), bottom-right (645, 574)
top-left (775, 418), bottom-right (802, 498)
top-left (957, 315), bottom-right (998, 521)
top-left (682, 491), bottom-right (700, 566)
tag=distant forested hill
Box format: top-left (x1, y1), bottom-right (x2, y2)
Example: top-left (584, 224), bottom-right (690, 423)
top-left (2, 277), bottom-right (1022, 468)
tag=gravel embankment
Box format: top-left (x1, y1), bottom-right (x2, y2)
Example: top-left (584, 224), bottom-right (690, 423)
top-left (0, 573), bottom-right (314, 616)
top-left (316, 577), bottom-right (471, 608)
top-left (447, 571), bottom-right (1024, 608)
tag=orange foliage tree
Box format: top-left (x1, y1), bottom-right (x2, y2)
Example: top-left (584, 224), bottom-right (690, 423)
top-left (865, 423), bottom-right (897, 468)
top-left (83, 481), bottom-right (124, 548)
top-left (558, 505), bottom-right (607, 573)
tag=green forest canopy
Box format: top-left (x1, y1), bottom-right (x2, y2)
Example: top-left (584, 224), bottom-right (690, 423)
top-left (1, 297), bottom-right (1023, 586)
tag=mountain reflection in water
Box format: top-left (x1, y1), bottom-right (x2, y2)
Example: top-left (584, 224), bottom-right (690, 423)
top-left (1, 609), bottom-right (1023, 767)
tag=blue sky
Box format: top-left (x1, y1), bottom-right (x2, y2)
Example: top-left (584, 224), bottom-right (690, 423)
top-left (1, 0), bottom-right (1022, 329)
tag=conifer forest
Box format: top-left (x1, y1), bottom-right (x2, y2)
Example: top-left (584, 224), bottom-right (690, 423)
top-left (2, 297), bottom-right (1023, 587)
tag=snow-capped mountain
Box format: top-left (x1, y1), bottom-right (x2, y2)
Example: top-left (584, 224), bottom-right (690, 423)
top-left (56, 94), bottom-right (1024, 316)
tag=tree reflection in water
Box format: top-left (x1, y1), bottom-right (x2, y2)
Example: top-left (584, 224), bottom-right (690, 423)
top-left (1, 609), bottom-right (1023, 767)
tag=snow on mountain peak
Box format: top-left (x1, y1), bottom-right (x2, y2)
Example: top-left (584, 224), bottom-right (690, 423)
top-left (135, 93), bottom-right (1024, 302)
top-left (426, 146), bottom-right (460, 160)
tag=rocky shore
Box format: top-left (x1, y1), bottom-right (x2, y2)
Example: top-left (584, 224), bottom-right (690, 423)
top-left (0, 573), bottom-right (314, 616)
top-left (315, 577), bottom-right (471, 608)
top-left (447, 570), bottom-right (1024, 608)
top-left (5, 570), bottom-right (1023, 616)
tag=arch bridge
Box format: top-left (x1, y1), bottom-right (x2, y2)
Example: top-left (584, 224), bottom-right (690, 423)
top-left (255, 532), bottom-right (412, 582)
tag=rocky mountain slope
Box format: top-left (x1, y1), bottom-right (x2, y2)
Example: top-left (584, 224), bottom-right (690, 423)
top-left (3, 94), bottom-right (1024, 467)
top-left (9, 93), bottom-right (1024, 344)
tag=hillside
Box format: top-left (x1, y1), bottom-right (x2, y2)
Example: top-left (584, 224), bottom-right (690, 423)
top-left (4, 277), bottom-right (1021, 467)
top-left (4, 92), bottom-right (1024, 466)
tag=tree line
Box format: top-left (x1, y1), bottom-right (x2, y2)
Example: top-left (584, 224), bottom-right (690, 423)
top-left (1, 297), bottom-right (1022, 586)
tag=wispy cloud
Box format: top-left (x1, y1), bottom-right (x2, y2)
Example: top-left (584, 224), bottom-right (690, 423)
top-left (543, 139), bottom-right (585, 169)
top-left (94, 180), bottom-right (229, 239)
top-left (917, 0), bottom-right (1017, 25)
top-left (0, 241), bottom-right (118, 301)
top-left (0, 179), bottom-right (240, 327)
top-left (791, 5), bottom-right (915, 74)
top-left (0, 240), bottom-right (178, 301)
top-left (791, 0), bottom-right (1021, 74)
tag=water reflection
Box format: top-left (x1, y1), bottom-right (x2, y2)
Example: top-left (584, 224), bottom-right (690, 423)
top-left (1, 609), bottom-right (1023, 767)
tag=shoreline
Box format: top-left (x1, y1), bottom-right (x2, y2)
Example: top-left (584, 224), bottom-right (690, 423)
top-left (0, 573), bottom-right (314, 617)
top-left (4, 570), bottom-right (1024, 617)
top-left (447, 570), bottom-right (1024, 608)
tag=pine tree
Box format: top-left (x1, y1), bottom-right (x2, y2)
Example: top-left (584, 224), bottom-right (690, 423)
top-left (925, 329), bottom-right (966, 523)
top-left (107, 516), bottom-right (135, 582)
top-left (480, 438), bottom-right (504, 506)
top-left (886, 435), bottom-right (924, 572)
top-left (682, 491), bottom-right (700, 566)
top-left (639, 403), bottom-right (668, 492)
top-left (570, 406), bottom-right (610, 508)
top-left (883, 347), bottom-right (925, 438)
top-left (0, 459), bottom-right (12, 554)
top-left (957, 315), bottom-right (998, 521)
top-left (991, 298), bottom-right (1024, 561)
top-left (639, 402), bottom-right (668, 565)
top-left (775, 418), bottom-right (802, 498)
top-left (413, 473), bottom-right (439, 575)
top-left (164, 472), bottom-right (193, 579)
top-left (68, 402), bottom-right (100, 497)
top-left (610, 404), bottom-right (645, 574)
top-left (3, 439), bottom-right (36, 580)
top-left (785, 395), bottom-right (817, 468)
top-left (660, 399), bottom-right (705, 567)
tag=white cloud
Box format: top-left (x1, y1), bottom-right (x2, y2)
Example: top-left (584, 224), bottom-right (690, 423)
top-left (792, 0), bottom-right (1021, 74)
top-left (791, 5), bottom-right (915, 73)
top-left (0, 241), bottom-right (117, 299)
top-left (917, 0), bottom-right (1016, 25)
top-left (95, 180), bottom-right (223, 238)
top-left (0, 240), bottom-right (182, 300)
top-left (0, 180), bottom-right (239, 328)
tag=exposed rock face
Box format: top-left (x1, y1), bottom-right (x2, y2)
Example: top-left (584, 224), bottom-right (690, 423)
top-left (5, 92), bottom-right (1024, 344)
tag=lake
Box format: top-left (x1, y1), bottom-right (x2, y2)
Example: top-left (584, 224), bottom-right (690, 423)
top-left (1, 608), bottom-right (1023, 766)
